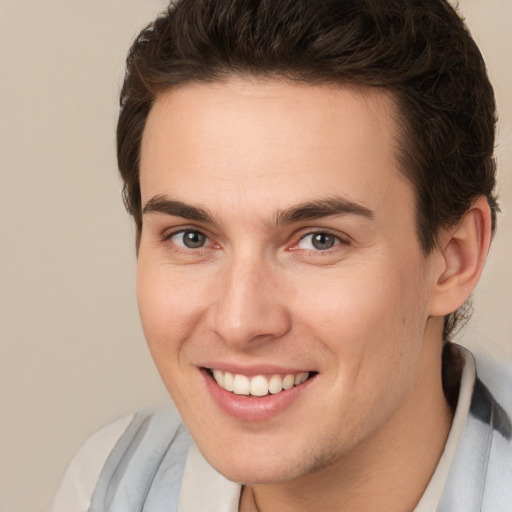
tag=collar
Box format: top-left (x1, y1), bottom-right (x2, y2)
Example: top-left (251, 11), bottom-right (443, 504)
top-left (413, 345), bottom-right (475, 511)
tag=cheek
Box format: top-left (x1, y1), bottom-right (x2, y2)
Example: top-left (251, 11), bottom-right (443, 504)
top-left (136, 255), bottom-right (207, 360)
top-left (294, 259), bottom-right (429, 380)
top-left (295, 264), bottom-right (411, 340)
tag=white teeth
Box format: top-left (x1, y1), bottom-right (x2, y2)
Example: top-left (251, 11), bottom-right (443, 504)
top-left (212, 369), bottom-right (224, 387)
top-left (250, 375), bottom-right (269, 397)
top-left (233, 374), bottom-right (250, 395)
top-left (223, 372), bottom-right (234, 392)
top-left (295, 372), bottom-right (308, 385)
top-left (268, 374), bottom-right (283, 394)
top-left (282, 374), bottom-right (295, 390)
top-left (211, 370), bottom-right (310, 396)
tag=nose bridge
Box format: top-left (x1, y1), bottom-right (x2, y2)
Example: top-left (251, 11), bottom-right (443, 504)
top-left (212, 251), bottom-right (290, 347)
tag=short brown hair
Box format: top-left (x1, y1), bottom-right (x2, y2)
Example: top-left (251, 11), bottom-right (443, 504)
top-left (117, 0), bottom-right (498, 342)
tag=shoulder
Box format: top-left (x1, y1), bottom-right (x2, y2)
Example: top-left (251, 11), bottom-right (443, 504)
top-left (471, 348), bottom-right (512, 413)
top-left (50, 406), bottom-right (190, 512)
top-left (441, 346), bottom-right (512, 510)
top-left (49, 412), bottom-right (136, 512)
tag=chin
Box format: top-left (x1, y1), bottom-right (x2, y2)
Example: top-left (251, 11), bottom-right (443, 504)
top-left (213, 459), bottom-right (301, 485)
top-left (198, 436), bottom-right (338, 486)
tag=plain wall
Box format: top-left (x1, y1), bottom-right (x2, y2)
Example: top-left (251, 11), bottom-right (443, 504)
top-left (0, 1), bottom-right (511, 511)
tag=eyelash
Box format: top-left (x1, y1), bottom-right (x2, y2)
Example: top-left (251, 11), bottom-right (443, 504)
top-left (163, 227), bottom-right (349, 254)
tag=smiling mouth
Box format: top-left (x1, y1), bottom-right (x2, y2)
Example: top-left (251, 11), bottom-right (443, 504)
top-left (207, 369), bottom-right (316, 397)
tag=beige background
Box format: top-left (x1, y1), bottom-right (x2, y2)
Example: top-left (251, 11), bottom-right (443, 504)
top-left (0, 1), bottom-right (510, 511)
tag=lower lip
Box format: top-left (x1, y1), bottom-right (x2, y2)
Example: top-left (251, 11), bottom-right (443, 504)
top-left (201, 369), bottom-right (316, 422)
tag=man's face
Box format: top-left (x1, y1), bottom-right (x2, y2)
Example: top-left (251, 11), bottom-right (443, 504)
top-left (137, 79), bottom-right (442, 484)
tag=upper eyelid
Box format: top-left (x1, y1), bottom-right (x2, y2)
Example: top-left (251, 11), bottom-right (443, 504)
top-left (162, 225), bottom-right (210, 240)
top-left (300, 231), bottom-right (340, 241)
top-left (295, 227), bottom-right (350, 243)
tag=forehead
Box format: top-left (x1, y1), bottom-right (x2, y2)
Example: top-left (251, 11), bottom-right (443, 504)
top-left (139, 79), bottom-right (412, 226)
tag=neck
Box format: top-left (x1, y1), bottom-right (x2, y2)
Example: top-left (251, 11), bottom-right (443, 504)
top-left (240, 333), bottom-right (454, 512)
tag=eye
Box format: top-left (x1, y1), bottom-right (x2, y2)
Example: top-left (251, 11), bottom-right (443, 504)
top-left (170, 230), bottom-right (209, 249)
top-left (298, 232), bottom-right (341, 251)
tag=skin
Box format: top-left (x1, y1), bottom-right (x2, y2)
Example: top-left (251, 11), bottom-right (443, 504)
top-left (136, 78), bottom-right (483, 511)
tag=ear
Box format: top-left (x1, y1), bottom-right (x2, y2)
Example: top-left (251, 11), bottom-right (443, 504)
top-left (428, 196), bottom-right (492, 317)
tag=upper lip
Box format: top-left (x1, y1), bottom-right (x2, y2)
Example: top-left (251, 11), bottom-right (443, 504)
top-left (200, 362), bottom-right (315, 377)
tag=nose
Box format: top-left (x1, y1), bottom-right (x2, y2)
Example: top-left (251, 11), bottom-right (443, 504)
top-left (211, 256), bottom-right (291, 349)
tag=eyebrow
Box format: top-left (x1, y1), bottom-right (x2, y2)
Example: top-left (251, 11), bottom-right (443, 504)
top-left (273, 197), bottom-right (374, 226)
top-left (143, 195), bottom-right (216, 224)
top-left (142, 195), bottom-right (374, 226)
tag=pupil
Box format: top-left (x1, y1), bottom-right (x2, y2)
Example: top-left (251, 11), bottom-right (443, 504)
top-left (184, 231), bottom-right (205, 248)
top-left (312, 233), bottom-right (334, 250)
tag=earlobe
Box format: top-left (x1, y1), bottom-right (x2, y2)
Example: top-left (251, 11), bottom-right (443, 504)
top-left (429, 196), bottom-right (492, 317)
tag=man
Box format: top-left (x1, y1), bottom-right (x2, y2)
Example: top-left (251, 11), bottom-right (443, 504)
top-left (51, 0), bottom-right (511, 510)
